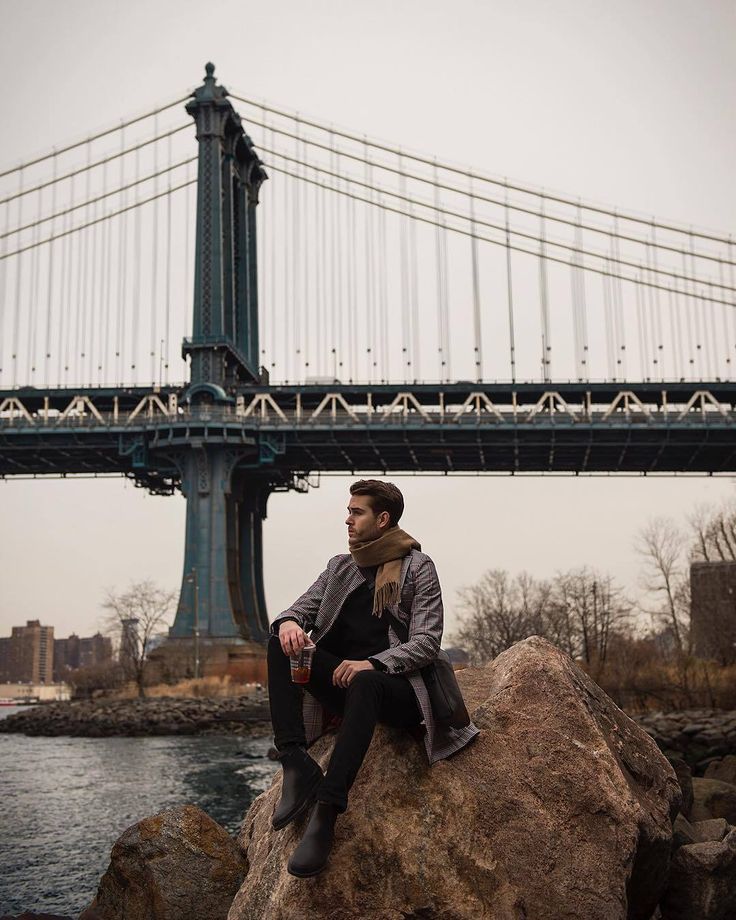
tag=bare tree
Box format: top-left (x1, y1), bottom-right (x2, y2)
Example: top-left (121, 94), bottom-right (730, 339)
top-left (451, 569), bottom-right (538, 663)
top-left (102, 581), bottom-right (177, 698)
top-left (552, 568), bottom-right (631, 667)
top-left (636, 518), bottom-right (690, 656)
top-left (689, 502), bottom-right (736, 563)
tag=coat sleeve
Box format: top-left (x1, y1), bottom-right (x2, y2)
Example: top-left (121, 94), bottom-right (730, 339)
top-left (270, 560), bottom-right (331, 636)
top-left (368, 557), bottom-right (443, 675)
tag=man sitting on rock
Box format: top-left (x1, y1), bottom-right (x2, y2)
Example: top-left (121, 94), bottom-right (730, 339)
top-left (267, 478), bottom-right (479, 877)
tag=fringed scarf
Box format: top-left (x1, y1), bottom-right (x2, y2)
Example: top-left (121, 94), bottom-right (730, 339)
top-left (350, 527), bottom-right (421, 616)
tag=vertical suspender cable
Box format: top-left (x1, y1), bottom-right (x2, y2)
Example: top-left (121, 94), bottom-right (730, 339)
top-left (0, 173), bottom-right (8, 382)
top-left (688, 234), bottom-right (703, 379)
top-left (302, 132), bottom-right (311, 377)
top-left (283, 149), bottom-right (291, 381)
top-left (364, 139), bottom-right (374, 380)
top-left (681, 251), bottom-right (695, 378)
top-left (433, 160), bottom-right (444, 382)
top-left (602, 250), bottom-right (614, 380)
top-left (12, 166), bottom-right (24, 387)
top-left (88, 159), bottom-right (99, 385)
top-left (399, 153), bottom-right (410, 383)
top-left (504, 189), bottom-right (516, 383)
top-left (612, 214), bottom-right (625, 378)
top-left (469, 174), bottom-right (482, 382)
top-left (164, 131), bottom-right (172, 382)
top-left (314, 153), bottom-right (322, 377)
top-left (538, 200), bottom-right (551, 382)
top-left (132, 144), bottom-right (142, 375)
top-left (64, 172), bottom-right (74, 384)
top-left (349, 192), bottom-right (358, 381)
top-left (378, 193), bottom-right (389, 382)
top-left (116, 125), bottom-right (125, 385)
top-left (27, 185), bottom-right (41, 380)
top-left (335, 142), bottom-right (344, 379)
top-left (150, 112), bottom-right (159, 384)
top-left (269, 135), bottom-right (277, 377)
top-left (44, 151), bottom-right (57, 386)
top-left (330, 132), bottom-right (337, 381)
top-left (103, 158), bottom-right (113, 385)
top-left (718, 258), bottom-right (730, 375)
top-left (293, 116), bottom-right (301, 381)
top-left (409, 196), bottom-right (420, 382)
top-left (80, 140), bottom-right (92, 383)
top-left (291, 113), bottom-right (303, 380)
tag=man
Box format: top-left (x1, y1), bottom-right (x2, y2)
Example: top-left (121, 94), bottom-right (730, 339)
top-left (267, 479), bottom-right (479, 878)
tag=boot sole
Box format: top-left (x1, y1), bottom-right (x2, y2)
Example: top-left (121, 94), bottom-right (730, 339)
top-left (286, 856), bottom-right (329, 878)
top-left (271, 773), bottom-right (322, 831)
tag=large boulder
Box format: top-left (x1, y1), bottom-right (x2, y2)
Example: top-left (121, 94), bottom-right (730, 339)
top-left (80, 805), bottom-right (245, 920)
top-left (230, 636), bottom-right (681, 920)
top-left (691, 777), bottom-right (736, 824)
top-left (659, 830), bottom-right (736, 920)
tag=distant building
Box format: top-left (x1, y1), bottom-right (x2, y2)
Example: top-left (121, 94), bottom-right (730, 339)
top-left (0, 620), bottom-right (54, 683)
top-left (53, 632), bottom-right (113, 680)
top-left (690, 562), bottom-right (736, 664)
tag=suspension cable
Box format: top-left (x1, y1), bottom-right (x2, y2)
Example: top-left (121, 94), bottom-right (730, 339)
top-left (1, 156), bottom-right (196, 241)
top-left (250, 124), bottom-right (733, 267)
top-left (231, 92), bottom-right (734, 247)
top-left (0, 124), bottom-right (192, 207)
top-left (265, 163), bottom-right (735, 308)
top-left (0, 178), bottom-right (196, 261)
top-left (259, 152), bottom-right (733, 294)
top-left (0, 97), bottom-right (190, 180)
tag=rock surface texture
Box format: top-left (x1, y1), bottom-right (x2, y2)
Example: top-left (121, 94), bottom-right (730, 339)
top-left (231, 636), bottom-right (680, 920)
top-left (79, 805), bottom-right (246, 920)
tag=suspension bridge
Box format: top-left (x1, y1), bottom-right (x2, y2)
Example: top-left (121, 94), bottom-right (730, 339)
top-left (0, 64), bottom-right (734, 647)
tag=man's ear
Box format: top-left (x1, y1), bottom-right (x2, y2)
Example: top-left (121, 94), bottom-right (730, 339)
top-left (378, 511), bottom-right (390, 531)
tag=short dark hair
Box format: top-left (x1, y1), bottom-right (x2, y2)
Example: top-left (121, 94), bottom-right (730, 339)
top-left (349, 479), bottom-right (404, 527)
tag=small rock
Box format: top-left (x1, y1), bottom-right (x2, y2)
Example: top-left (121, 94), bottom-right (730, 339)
top-left (673, 813), bottom-right (696, 848)
top-left (691, 778), bottom-right (736, 824)
top-left (705, 755), bottom-right (736, 786)
top-left (692, 818), bottom-right (731, 843)
top-left (660, 829), bottom-right (736, 920)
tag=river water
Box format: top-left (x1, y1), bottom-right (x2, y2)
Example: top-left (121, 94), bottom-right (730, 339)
top-left (0, 705), bottom-right (279, 918)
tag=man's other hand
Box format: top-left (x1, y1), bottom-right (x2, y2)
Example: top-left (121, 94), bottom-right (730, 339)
top-left (278, 620), bottom-right (310, 656)
top-left (332, 659), bottom-right (375, 687)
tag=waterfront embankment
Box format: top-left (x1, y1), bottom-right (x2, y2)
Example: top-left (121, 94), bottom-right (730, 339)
top-left (0, 692), bottom-right (271, 737)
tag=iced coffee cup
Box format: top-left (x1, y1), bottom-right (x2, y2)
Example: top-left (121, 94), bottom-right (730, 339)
top-left (290, 643), bottom-right (316, 684)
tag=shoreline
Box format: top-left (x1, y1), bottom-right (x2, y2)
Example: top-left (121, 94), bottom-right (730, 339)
top-left (0, 694), bottom-right (272, 738)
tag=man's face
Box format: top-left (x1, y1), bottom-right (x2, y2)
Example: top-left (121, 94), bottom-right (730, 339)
top-left (345, 494), bottom-right (387, 547)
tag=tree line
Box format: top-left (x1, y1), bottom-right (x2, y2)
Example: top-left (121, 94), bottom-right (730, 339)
top-left (450, 500), bottom-right (736, 711)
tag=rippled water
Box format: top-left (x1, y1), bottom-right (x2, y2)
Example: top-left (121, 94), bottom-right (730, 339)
top-left (0, 706), bottom-right (279, 917)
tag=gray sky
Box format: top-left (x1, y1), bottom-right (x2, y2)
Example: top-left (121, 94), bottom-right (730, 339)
top-left (0, 0), bottom-right (734, 640)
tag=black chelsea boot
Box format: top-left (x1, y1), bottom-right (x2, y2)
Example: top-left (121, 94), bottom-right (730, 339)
top-left (272, 746), bottom-right (324, 831)
top-left (287, 801), bottom-right (339, 877)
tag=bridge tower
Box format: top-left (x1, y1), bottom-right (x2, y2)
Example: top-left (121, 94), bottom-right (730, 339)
top-left (168, 63), bottom-right (274, 648)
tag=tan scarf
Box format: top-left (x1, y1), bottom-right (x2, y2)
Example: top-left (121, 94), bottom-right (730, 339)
top-left (350, 527), bottom-right (421, 616)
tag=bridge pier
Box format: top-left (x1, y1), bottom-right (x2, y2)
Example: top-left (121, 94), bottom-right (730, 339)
top-left (169, 447), bottom-right (272, 643)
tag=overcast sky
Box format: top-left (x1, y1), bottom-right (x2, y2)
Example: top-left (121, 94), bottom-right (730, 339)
top-left (0, 0), bottom-right (734, 642)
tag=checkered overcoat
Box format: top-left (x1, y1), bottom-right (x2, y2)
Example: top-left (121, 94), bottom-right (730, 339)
top-left (271, 549), bottom-right (480, 764)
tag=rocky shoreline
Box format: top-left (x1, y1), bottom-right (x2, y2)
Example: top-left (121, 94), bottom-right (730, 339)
top-left (0, 693), bottom-right (272, 738)
top-left (633, 709), bottom-right (736, 774)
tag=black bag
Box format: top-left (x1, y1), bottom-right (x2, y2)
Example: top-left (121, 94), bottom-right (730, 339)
top-left (387, 612), bottom-right (471, 730)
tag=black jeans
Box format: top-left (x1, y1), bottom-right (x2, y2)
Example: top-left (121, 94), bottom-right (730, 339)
top-left (267, 635), bottom-right (422, 811)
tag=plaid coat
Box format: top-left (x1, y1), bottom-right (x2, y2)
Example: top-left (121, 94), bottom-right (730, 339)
top-left (271, 549), bottom-right (480, 764)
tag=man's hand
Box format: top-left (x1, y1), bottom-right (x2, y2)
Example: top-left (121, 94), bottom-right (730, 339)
top-left (278, 620), bottom-right (310, 656)
top-left (332, 659), bottom-right (375, 688)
